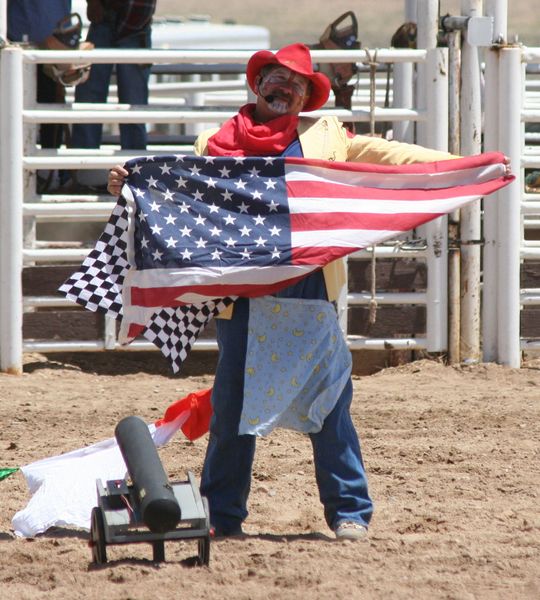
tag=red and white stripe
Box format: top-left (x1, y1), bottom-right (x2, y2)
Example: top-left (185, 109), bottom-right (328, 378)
top-left (285, 153), bottom-right (509, 263)
top-left (120, 152), bottom-right (512, 343)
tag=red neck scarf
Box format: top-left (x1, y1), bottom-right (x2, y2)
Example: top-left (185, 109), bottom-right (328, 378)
top-left (207, 104), bottom-right (299, 157)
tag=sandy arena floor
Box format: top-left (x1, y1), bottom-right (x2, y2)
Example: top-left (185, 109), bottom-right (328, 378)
top-left (0, 354), bottom-right (538, 599)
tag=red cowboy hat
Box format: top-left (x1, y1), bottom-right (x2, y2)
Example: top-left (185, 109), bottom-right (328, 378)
top-left (246, 43), bottom-right (330, 112)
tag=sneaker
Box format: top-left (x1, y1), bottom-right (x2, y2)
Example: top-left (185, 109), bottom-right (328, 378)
top-left (334, 521), bottom-right (368, 541)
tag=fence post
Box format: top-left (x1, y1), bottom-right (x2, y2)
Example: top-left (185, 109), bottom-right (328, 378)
top-left (404, 0), bottom-right (417, 23)
top-left (23, 57), bottom-right (37, 256)
top-left (185, 74), bottom-right (208, 137)
top-left (392, 62), bottom-right (414, 143)
top-left (392, 0), bottom-right (417, 143)
top-left (0, 0), bottom-right (6, 41)
top-left (416, 1), bottom-right (450, 353)
top-left (497, 46), bottom-right (523, 367)
top-left (338, 258), bottom-right (349, 336)
top-left (421, 47), bottom-right (450, 352)
top-left (459, 0), bottom-right (483, 363)
top-left (447, 29), bottom-right (461, 364)
top-left (485, 0), bottom-right (508, 45)
top-left (482, 0), bottom-right (507, 362)
top-left (482, 46), bottom-right (500, 361)
top-left (0, 46), bottom-right (24, 374)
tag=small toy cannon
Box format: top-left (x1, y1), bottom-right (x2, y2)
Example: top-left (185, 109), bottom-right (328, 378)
top-left (89, 416), bottom-right (210, 565)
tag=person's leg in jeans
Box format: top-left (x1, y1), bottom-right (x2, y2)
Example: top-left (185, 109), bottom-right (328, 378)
top-left (310, 377), bottom-right (373, 530)
top-left (115, 28), bottom-right (152, 149)
top-left (36, 65), bottom-right (66, 190)
top-left (274, 271), bottom-right (372, 530)
top-left (200, 299), bottom-right (255, 534)
top-left (71, 22), bottom-right (114, 148)
top-left (37, 66), bottom-right (63, 149)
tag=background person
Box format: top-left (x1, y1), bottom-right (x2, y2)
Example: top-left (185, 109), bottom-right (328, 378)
top-left (7, 0), bottom-right (72, 190)
top-left (71, 0), bottom-right (156, 150)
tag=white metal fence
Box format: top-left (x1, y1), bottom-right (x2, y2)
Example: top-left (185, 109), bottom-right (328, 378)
top-left (0, 45), bottom-right (449, 373)
top-left (482, 45), bottom-right (540, 367)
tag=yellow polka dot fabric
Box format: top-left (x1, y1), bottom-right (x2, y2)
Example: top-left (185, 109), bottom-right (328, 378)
top-left (240, 296), bottom-right (351, 436)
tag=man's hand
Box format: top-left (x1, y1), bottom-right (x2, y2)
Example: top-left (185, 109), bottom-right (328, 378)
top-left (107, 164), bottom-right (129, 196)
top-left (503, 156), bottom-right (512, 178)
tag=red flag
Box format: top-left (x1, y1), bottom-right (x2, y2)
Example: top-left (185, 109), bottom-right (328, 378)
top-left (157, 388), bottom-right (213, 441)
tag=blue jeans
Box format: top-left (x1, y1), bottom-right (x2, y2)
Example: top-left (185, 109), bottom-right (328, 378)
top-left (71, 22), bottom-right (151, 149)
top-left (200, 273), bottom-right (373, 533)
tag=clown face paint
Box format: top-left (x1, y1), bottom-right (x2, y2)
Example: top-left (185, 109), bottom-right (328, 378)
top-left (258, 66), bottom-right (310, 115)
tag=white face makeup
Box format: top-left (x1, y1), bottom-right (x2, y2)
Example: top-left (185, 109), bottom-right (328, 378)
top-left (258, 66), bottom-right (310, 115)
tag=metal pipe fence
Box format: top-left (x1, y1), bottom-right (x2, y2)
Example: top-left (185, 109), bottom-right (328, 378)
top-left (483, 45), bottom-right (540, 366)
top-left (0, 45), bottom-right (445, 373)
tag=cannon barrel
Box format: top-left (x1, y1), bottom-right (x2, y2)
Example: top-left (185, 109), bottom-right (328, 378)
top-left (115, 416), bottom-right (181, 533)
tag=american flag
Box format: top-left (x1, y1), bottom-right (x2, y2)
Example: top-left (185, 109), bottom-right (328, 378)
top-left (59, 152), bottom-right (512, 373)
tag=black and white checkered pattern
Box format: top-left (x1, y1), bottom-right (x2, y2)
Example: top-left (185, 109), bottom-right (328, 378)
top-left (59, 197), bottom-right (129, 318)
top-left (59, 196), bottom-right (231, 373)
top-left (144, 301), bottom-right (230, 373)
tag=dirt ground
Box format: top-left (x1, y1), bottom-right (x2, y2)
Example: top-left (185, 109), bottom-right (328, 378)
top-left (0, 352), bottom-right (538, 599)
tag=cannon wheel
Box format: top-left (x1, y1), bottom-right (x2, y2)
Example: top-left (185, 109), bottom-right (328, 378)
top-left (198, 496), bottom-right (210, 566)
top-left (198, 534), bottom-right (210, 566)
top-left (90, 506), bottom-right (107, 564)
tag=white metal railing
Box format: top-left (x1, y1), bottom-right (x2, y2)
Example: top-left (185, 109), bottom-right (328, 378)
top-left (0, 44), bottom-right (447, 373)
top-left (483, 44), bottom-right (540, 366)
top-left (520, 48), bottom-right (540, 355)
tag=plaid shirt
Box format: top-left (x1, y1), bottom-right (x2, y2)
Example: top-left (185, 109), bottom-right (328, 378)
top-left (104, 0), bottom-right (156, 38)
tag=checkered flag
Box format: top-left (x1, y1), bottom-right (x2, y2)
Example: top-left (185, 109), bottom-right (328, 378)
top-left (59, 197), bottom-right (129, 318)
top-left (59, 196), bottom-right (231, 373)
top-left (144, 302), bottom-right (230, 371)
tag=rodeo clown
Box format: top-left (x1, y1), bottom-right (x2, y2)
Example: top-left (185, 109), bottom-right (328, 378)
top-left (107, 43), bottom-right (454, 540)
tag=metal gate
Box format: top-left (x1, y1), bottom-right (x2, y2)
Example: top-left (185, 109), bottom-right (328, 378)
top-left (483, 45), bottom-right (540, 366)
top-left (0, 43), bottom-right (447, 373)
top-left (3, 1), bottom-right (535, 374)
